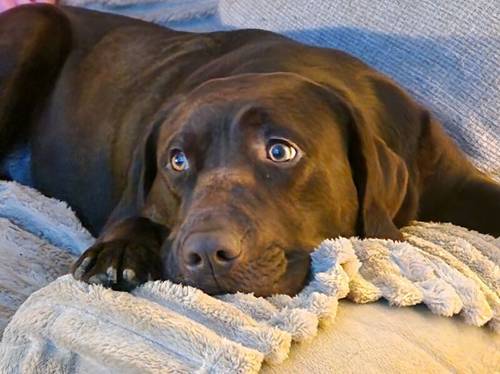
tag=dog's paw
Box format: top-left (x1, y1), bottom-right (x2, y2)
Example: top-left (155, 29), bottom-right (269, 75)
top-left (72, 239), bottom-right (162, 292)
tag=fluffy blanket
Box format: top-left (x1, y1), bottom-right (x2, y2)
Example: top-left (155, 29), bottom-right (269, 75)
top-left (0, 181), bottom-right (498, 373)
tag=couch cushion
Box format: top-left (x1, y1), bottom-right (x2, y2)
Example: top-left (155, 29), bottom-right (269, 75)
top-left (263, 300), bottom-right (500, 373)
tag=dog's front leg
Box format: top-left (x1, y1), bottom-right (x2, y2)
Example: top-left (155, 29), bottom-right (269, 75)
top-left (72, 217), bottom-right (168, 291)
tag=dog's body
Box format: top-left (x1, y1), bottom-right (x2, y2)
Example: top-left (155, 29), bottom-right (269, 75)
top-left (1, 5), bottom-right (499, 295)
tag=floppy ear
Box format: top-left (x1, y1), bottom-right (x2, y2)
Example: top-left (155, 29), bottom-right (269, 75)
top-left (347, 112), bottom-right (409, 240)
top-left (338, 98), bottom-right (409, 240)
top-left (129, 119), bottom-right (162, 207)
top-left (104, 117), bottom-right (162, 228)
top-left (105, 99), bottom-right (182, 227)
top-left (312, 82), bottom-right (409, 240)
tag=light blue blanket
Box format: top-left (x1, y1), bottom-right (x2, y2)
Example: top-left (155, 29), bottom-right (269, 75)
top-left (62, 0), bottom-right (500, 179)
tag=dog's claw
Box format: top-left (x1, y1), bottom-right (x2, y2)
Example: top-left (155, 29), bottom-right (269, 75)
top-left (122, 269), bottom-right (136, 282)
top-left (73, 255), bottom-right (94, 280)
top-left (106, 266), bottom-right (118, 283)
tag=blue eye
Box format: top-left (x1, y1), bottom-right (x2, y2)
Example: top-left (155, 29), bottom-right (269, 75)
top-left (170, 150), bottom-right (189, 172)
top-left (267, 141), bottom-right (297, 162)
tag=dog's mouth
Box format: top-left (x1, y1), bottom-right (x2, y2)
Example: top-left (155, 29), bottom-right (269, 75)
top-left (162, 243), bottom-right (311, 297)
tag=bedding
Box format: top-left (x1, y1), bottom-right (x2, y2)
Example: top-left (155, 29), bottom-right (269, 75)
top-left (0, 181), bottom-right (498, 372)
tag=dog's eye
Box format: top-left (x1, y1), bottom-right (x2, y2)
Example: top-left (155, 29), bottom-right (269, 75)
top-left (170, 150), bottom-right (189, 172)
top-left (267, 141), bottom-right (297, 163)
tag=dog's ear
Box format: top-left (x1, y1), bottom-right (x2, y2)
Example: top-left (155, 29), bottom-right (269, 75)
top-left (106, 99), bottom-right (182, 227)
top-left (313, 83), bottom-right (409, 240)
top-left (130, 117), bottom-right (162, 207)
top-left (347, 111), bottom-right (409, 240)
top-left (105, 116), bottom-right (162, 226)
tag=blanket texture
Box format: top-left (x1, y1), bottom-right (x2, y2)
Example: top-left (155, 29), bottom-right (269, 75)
top-left (0, 181), bottom-right (498, 373)
top-left (58, 0), bottom-right (499, 180)
top-left (61, 0), bottom-right (219, 31)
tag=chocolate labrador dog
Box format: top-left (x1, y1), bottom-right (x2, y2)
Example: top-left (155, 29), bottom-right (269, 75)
top-left (1, 5), bottom-right (499, 296)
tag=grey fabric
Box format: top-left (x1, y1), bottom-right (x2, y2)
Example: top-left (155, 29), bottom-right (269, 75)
top-left (262, 300), bottom-right (500, 374)
top-left (61, 0), bottom-right (221, 31)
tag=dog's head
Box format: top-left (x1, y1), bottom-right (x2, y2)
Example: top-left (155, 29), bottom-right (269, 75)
top-left (132, 72), bottom-right (408, 296)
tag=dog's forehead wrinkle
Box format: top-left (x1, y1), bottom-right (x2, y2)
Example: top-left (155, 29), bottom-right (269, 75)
top-left (201, 167), bottom-right (254, 181)
top-left (190, 72), bottom-right (320, 95)
top-left (182, 107), bottom-right (248, 166)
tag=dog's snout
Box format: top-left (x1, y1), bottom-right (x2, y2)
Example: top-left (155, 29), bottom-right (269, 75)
top-left (182, 232), bottom-right (241, 274)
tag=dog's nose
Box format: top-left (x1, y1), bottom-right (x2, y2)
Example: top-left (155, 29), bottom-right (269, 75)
top-left (182, 232), bottom-right (241, 273)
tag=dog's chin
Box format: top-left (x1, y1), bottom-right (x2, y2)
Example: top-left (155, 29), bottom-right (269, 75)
top-left (258, 252), bottom-right (312, 297)
top-left (162, 248), bottom-right (311, 297)
top-left (168, 272), bottom-right (310, 297)
top-left (179, 278), bottom-right (227, 296)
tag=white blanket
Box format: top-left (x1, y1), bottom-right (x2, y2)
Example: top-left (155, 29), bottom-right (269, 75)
top-left (0, 181), bottom-right (498, 373)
